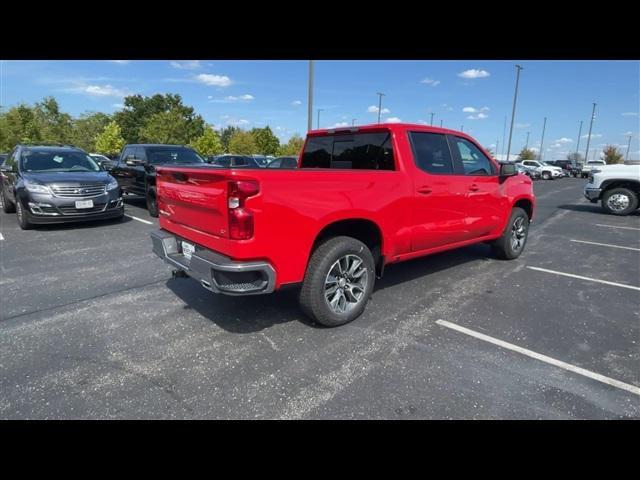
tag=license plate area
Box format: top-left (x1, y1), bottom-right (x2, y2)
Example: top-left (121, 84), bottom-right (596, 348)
top-left (75, 199), bottom-right (94, 209)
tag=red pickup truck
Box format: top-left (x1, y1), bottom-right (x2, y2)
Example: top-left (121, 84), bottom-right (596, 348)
top-left (151, 123), bottom-right (535, 326)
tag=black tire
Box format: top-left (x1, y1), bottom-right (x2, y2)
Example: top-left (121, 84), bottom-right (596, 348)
top-left (299, 236), bottom-right (375, 327)
top-left (541, 171), bottom-right (551, 180)
top-left (1, 186), bottom-right (16, 213)
top-left (491, 207), bottom-right (529, 260)
top-left (16, 199), bottom-right (33, 230)
top-left (146, 188), bottom-right (159, 218)
top-left (601, 188), bottom-right (638, 216)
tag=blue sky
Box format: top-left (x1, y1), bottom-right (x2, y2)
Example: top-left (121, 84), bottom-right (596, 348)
top-left (1, 60), bottom-right (638, 159)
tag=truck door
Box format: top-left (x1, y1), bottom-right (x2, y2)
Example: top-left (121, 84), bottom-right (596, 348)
top-left (407, 131), bottom-right (471, 251)
top-left (111, 146), bottom-right (137, 194)
top-left (448, 135), bottom-right (502, 239)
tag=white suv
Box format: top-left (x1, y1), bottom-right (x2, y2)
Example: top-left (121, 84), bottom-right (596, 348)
top-left (580, 160), bottom-right (606, 178)
top-left (584, 164), bottom-right (640, 215)
top-left (520, 160), bottom-right (563, 180)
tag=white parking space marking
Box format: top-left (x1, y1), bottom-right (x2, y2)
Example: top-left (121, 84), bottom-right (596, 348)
top-left (570, 239), bottom-right (640, 252)
top-left (526, 266), bottom-right (640, 291)
top-left (595, 224), bottom-right (640, 231)
top-left (436, 320), bottom-right (640, 396)
top-left (125, 214), bottom-right (154, 225)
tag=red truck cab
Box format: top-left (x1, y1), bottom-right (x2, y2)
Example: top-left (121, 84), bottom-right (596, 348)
top-left (151, 123), bottom-right (535, 326)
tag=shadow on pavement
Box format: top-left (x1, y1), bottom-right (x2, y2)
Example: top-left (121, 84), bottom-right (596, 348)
top-left (558, 203), bottom-right (640, 216)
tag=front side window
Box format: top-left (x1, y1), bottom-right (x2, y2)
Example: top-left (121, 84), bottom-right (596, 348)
top-left (20, 150), bottom-right (100, 173)
top-left (452, 137), bottom-right (494, 176)
top-left (300, 132), bottom-right (395, 170)
top-left (409, 132), bottom-right (454, 174)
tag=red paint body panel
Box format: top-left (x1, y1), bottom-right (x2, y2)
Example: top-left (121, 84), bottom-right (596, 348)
top-left (156, 124), bottom-right (535, 289)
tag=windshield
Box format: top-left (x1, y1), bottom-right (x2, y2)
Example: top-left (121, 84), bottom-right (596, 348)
top-left (252, 156), bottom-right (268, 166)
top-left (146, 147), bottom-right (204, 165)
top-left (21, 151), bottom-right (100, 173)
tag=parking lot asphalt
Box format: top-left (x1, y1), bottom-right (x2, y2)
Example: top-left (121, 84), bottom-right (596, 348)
top-left (1, 181), bottom-right (638, 419)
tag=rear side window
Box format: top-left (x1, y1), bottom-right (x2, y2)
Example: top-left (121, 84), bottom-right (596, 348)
top-left (409, 132), bottom-right (454, 174)
top-left (300, 132), bottom-right (395, 170)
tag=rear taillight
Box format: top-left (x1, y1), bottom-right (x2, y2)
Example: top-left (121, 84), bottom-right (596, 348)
top-left (228, 180), bottom-right (259, 240)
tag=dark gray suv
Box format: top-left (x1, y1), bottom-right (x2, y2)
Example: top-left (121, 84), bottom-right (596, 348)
top-left (0, 144), bottom-right (124, 230)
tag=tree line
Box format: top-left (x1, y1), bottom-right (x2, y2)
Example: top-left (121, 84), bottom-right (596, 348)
top-left (0, 94), bottom-right (304, 158)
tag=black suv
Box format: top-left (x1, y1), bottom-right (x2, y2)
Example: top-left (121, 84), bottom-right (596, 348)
top-left (110, 144), bottom-right (205, 217)
top-left (0, 144), bottom-right (124, 229)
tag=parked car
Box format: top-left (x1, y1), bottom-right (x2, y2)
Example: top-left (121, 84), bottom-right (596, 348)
top-left (250, 155), bottom-right (270, 167)
top-left (267, 156), bottom-right (298, 169)
top-left (519, 160), bottom-right (563, 180)
top-left (207, 155), bottom-right (262, 168)
top-left (516, 163), bottom-right (541, 180)
top-left (0, 153), bottom-right (7, 165)
top-left (580, 160), bottom-right (607, 178)
top-left (89, 153), bottom-right (116, 171)
top-left (0, 144), bottom-right (123, 229)
top-left (150, 123), bottom-right (535, 327)
top-left (584, 163), bottom-right (640, 215)
top-left (109, 144), bottom-right (205, 217)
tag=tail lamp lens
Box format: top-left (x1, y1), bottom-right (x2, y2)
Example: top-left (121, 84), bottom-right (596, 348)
top-left (228, 180), bottom-right (259, 240)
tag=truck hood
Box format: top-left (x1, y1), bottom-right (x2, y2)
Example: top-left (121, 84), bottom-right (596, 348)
top-left (22, 171), bottom-right (113, 185)
top-left (591, 164), bottom-right (640, 175)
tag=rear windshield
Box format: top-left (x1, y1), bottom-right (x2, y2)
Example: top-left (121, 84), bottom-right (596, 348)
top-left (146, 147), bottom-right (204, 165)
top-left (300, 132), bottom-right (395, 170)
top-left (20, 150), bottom-right (100, 173)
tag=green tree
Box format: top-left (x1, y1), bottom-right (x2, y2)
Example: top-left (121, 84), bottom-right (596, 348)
top-left (138, 109), bottom-right (203, 145)
top-left (602, 145), bottom-right (624, 164)
top-left (277, 134), bottom-right (304, 156)
top-left (95, 121), bottom-right (125, 156)
top-left (0, 104), bottom-right (43, 149)
top-left (228, 130), bottom-right (257, 155)
top-left (518, 147), bottom-right (537, 160)
top-left (219, 126), bottom-right (240, 152)
top-left (251, 126), bottom-right (280, 155)
top-left (114, 93), bottom-right (205, 144)
top-left (70, 112), bottom-right (112, 152)
top-left (190, 127), bottom-right (223, 157)
top-left (34, 96), bottom-right (73, 144)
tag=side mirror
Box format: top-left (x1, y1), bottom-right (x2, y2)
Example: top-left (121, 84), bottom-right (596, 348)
top-left (100, 161), bottom-right (112, 171)
top-left (126, 156), bottom-right (143, 166)
top-left (500, 162), bottom-right (517, 177)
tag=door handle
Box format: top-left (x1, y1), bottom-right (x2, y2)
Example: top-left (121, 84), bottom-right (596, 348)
top-left (417, 186), bottom-right (432, 195)
top-left (469, 184), bottom-right (480, 192)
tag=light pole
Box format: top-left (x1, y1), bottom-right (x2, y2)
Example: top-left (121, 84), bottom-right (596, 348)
top-left (584, 103), bottom-right (597, 164)
top-left (352, 118), bottom-right (356, 126)
top-left (376, 92), bottom-right (385, 124)
top-left (430, 112), bottom-right (435, 126)
top-left (574, 120), bottom-right (583, 166)
top-left (501, 115), bottom-right (507, 158)
top-left (307, 60), bottom-right (314, 132)
top-left (625, 134), bottom-right (632, 160)
top-left (440, 119), bottom-right (443, 128)
top-left (525, 131), bottom-right (530, 150)
top-left (538, 117), bottom-right (547, 161)
top-left (505, 64), bottom-right (523, 163)
top-left (496, 139), bottom-right (499, 159)
top-left (317, 108), bottom-right (323, 129)
top-left (460, 125), bottom-right (464, 132)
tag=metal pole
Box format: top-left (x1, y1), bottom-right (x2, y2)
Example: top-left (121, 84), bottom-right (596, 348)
top-left (376, 92), bottom-right (385, 124)
top-left (538, 117), bottom-right (547, 161)
top-left (352, 118), bottom-right (356, 126)
top-left (584, 103), bottom-right (597, 164)
top-left (307, 60), bottom-right (314, 132)
top-left (575, 120), bottom-right (583, 165)
top-left (460, 125), bottom-right (464, 132)
top-left (505, 64), bottom-right (523, 163)
top-left (440, 119), bottom-right (443, 128)
top-left (501, 115), bottom-right (507, 158)
top-left (625, 134), bottom-right (632, 160)
top-left (496, 139), bottom-right (499, 159)
top-left (525, 131), bottom-right (530, 150)
top-left (317, 109), bottom-right (323, 129)
top-left (430, 112), bottom-right (435, 126)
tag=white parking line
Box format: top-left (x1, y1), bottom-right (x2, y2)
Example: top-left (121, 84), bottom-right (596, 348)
top-left (526, 266), bottom-right (640, 291)
top-left (570, 239), bottom-right (640, 252)
top-left (595, 224), bottom-right (640, 231)
top-left (125, 214), bottom-right (153, 225)
top-left (436, 319), bottom-right (640, 396)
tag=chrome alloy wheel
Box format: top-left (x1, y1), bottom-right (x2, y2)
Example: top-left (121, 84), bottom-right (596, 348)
top-left (606, 193), bottom-right (630, 212)
top-left (324, 254), bottom-right (368, 314)
top-left (511, 216), bottom-right (527, 252)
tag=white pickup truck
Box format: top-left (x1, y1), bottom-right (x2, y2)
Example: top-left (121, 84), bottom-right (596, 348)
top-left (580, 160), bottom-right (606, 178)
top-left (584, 164), bottom-right (640, 215)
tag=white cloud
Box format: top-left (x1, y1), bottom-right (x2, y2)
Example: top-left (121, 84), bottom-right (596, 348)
top-left (226, 118), bottom-right (250, 126)
top-left (170, 60), bottom-right (202, 70)
top-left (368, 105), bottom-right (390, 114)
top-left (292, 100), bottom-right (302, 106)
top-left (466, 113), bottom-right (489, 120)
top-left (385, 117), bottom-right (402, 123)
top-left (330, 122), bottom-right (350, 128)
top-left (112, 103), bottom-right (124, 109)
top-left (624, 131), bottom-right (635, 136)
top-left (421, 77), bottom-right (440, 87)
top-left (66, 83), bottom-right (131, 98)
top-left (195, 73), bottom-right (233, 87)
top-left (458, 69), bottom-right (490, 79)
top-left (582, 133), bottom-right (602, 139)
top-left (108, 60), bottom-right (130, 65)
top-left (225, 94), bottom-right (254, 101)
top-left (555, 137), bottom-right (573, 144)
top-left (515, 123), bottom-right (531, 128)
top-left (462, 106), bottom-right (490, 113)
top-left (621, 112), bottom-right (639, 116)
top-left (441, 103), bottom-right (453, 111)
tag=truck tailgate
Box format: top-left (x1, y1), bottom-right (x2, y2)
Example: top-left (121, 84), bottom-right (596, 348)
top-left (156, 167), bottom-right (230, 238)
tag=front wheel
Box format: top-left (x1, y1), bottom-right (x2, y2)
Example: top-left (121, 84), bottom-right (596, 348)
top-left (1, 186), bottom-right (16, 213)
top-left (299, 236), bottom-right (375, 327)
top-left (491, 207), bottom-right (529, 260)
top-left (146, 188), bottom-right (159, 218)
top-left (542, 171), bottom-right (551, 180)
top-left (16, 200), bottom-right (33, 230)
top-left (601, 188), bottom-right (638, 216)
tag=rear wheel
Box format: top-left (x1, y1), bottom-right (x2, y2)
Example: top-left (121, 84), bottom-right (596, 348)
top-left (1, 186), bottom-right (16, 213)
top-left (601, 188), bottom-right (638, 216)
top-left (491, 207), bottom-right (529, 260)
top-left (299, 236), bottom-right (375, 327)
top-left (542, 171), bottom-right (551, 180)
top-left (146, 188), bottom-right (158, 218)
top-left (16, 200), bottom-right (33, 230)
